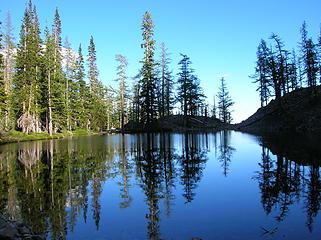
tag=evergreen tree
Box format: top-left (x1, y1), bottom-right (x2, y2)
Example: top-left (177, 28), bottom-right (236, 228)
top-left (51, 7), bottom-right (67, 130)
top-left (2, 11), bottom-right (15, 130)
top-left (270, 33), bottom-right (288, 96)
top-left (252, 40), bottom-right (271, 106)
top-left (217, 77), bottom-right (234, 123)
top-left (288, 49), bottom-right (298, 91)
top-left (87, 36), bottom-right (99, 93)
top-left (139, 11), bottom-right (158, 125)
top-left (177, 54), bottom-right (205, 118)
top-left (130, 74), bottom-right (142, 123)
top-left (63, 37), bottom-right (78, 130)
top-left (0, 19), bottom-right (5, 130)
top-left (299, 22), bottom-right (319, 88)
top-left (14, 1), bottom-right (42, 133)
top-left (42, 27), bottom-right (56, 135)
top-left (158, 42), bottom-right (174, 117)
top-left (86, 36), bottom-right (106, 131)
top-left (74, 44), bottom-right (88, 129)
top-left (115, 54), bottom-right (129, 129)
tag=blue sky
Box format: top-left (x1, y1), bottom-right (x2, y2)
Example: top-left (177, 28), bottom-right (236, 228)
top-left (1, 0), bottom-right (321, 122)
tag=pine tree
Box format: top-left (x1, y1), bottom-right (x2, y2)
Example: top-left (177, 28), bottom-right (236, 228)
top-left (270, 33), bottom-right (288, 96)
top-left (217, 77), bottom-right (234, 123)
top-left (63, 37), bottom-right (76, 130)
top-left (177, 54), bottom-right (205, 118)
top-left (158, 42), bottom-right (174, 117)
top-left (2, 11), bottom-right (15, 130)
top-left (299, 22), bottom-right (319, 88)
top-left (87, 36), bottom-right (99, 93)
top-left (14, 1), bottom-right (42, 133)
top-left (42, 27), bottom-right (56, 135)
top-left (139, 11), bottom-right (158, 125)
top-left (0, 19), bottom-right (5, 130)
top-left (115, 54), bottom-right (129, 129)
top-left (130, 74), bottom-right (142, 123)
top-left (51, 7), bottom-right (67, 130)
top-left (74, 44), bottom-right (88, 129)
top-left (86, 36), bottom-right (106, 131)
top-left (288, 49), bottom-right (298, 91)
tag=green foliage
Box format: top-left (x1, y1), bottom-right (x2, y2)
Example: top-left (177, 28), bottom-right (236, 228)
top-left (217, 77), bottom-right (234, 124)
top-left (139, 11), bottom-right (158, 124)
top-left (177, 54), bottom-right (205, 117)
top-left (115, 54), bottom-right (129, 128)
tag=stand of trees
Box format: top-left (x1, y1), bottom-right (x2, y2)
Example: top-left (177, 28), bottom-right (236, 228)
top-left (252, 22), bottom-right (321, 107)
top-left (0, 1), bottom-right (111, 134)
top-left (0, 3), bottom-right (225, 135)
top-left (130, 12), bottom-right (209, 126)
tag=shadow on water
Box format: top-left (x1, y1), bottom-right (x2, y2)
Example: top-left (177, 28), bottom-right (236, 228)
top-left (0, 131), bottom-right (320, 239)
top-left (255, 133), bottom-right (321, 232)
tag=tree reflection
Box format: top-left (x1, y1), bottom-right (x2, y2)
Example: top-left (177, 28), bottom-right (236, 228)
top-left (0, 133), bottom-right (211, 239)
top-left (178, 133), bottom-right (208, 203)
top-left (255, 135), bottom-right (321, 231)
top-left (218, 130), bottom-right (235, 176)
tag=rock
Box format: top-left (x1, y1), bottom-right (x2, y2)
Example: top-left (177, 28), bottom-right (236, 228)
top-left (0, 217), bottom-right (19, 240)
top-left (0, 216), bottom-right (45, 240)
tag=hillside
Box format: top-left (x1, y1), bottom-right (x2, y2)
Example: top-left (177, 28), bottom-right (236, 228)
top-left (236, 86), bottom-right (321, 134)
top-left (123, 115), bottom-right (226, 133)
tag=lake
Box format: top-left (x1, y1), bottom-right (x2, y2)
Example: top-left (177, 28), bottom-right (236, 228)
top-left (0, 131), bottom-right (320, 240)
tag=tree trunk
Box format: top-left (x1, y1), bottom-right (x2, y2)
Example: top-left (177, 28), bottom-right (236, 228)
top-left (48, 71), bottom-right (53, 136)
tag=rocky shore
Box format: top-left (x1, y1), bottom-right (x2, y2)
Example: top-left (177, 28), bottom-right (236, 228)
top-left (0, 216), bottom-right (44, 240)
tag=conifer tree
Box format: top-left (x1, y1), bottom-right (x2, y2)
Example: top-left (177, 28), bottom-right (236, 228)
top-left (217, 77), bottom-right (234, 123)
top-left (0, 19), bottom-right (5, 130)
top-left (299, 22), bottom-right (319, 88)
top-left (86, 36), bottom-right (106, 131)
top-left (139, 11), bottom-right (158, 124)
top-left (270, 33), bottom-right (288, 96)
top-left (74, 44), bottom-right (88, 129)
top-left (43, 27), bottom-right (55, 135)
top-left (51, 7), bottom-right (67, 130)
top-left (177, 54), bottom-right (205, 118)
top-left (115, 54), bottom-right (129, 129)
top-left (14, 1), bottom-right (42, 133)
top-left (288, 49), bottom-right (298, 91)
top-left (87, 36), bottom-right (99, 93)
top-left (63, 37), bottom-right (76, 130)
top-left (2, 12), bottom-right (15, 130)
top-left (158, 42), bottom-right (174, 117)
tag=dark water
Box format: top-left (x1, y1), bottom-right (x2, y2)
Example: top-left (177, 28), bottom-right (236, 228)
top-left (0, 131), bottom-right (320, 240)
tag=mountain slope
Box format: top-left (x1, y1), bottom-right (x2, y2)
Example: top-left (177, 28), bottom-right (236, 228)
top-left (236, 86), bottom-right (321, 134)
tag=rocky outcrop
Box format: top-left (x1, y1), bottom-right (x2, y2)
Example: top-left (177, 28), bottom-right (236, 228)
top-left (236, 86), bottom-right (321, 134)
top-left (0, 216), bottom-right (44, 240)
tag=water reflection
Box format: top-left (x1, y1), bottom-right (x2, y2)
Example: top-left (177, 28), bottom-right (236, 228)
top-left (256, 134), bottom-right (321, 232)
top-left (0, 132), bottom-right (320, 239)
top-left (218, 131), bottom-right (235, 176)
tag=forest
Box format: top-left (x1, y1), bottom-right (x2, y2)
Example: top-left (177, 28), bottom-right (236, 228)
top-left (0, 0), bottom-right (236, 138)
top-left (1, 1), bottom-right (321, 138)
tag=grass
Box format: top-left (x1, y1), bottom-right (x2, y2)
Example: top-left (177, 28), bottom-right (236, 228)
top-left (0, 129), bottom-right (96, 145)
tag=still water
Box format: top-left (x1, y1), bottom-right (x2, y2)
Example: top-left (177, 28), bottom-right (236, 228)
top-left (0, 131), bottom-right (320, 240)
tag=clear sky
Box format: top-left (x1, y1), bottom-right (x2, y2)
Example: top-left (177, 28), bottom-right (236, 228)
top-left (1, 0), bottom-right (321, 122)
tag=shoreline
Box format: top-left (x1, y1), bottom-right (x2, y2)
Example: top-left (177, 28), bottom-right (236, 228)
top-left (0, 129), bottom-right (99, 145)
